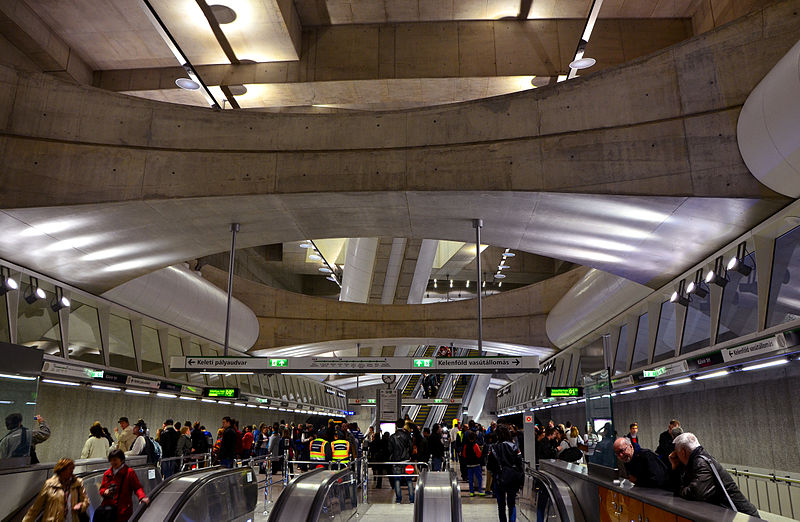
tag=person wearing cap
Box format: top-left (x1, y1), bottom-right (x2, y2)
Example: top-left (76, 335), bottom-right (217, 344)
top-left (124, 421), bottom-right (147, 457)
top-left (114, 417), bottom-right (137, 453)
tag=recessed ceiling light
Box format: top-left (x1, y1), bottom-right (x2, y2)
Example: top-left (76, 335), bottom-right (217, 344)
top-left (309, 254), bottom-right (322, 261)
top-left (210, 4), bottom-right (237, 24)
top-left (299, 242), bottom-right (313, 249)
top-left (319, 267), bottom-right (332, 273)
top-left (227, 84), bottom-right (247, 96)
top-left (494, 273), bottom-right (506, 279)
top-left (326, 276), bottom-right (337, 282)
top-left (175, 78), bottom-right (200, 91)
top-left (569, 57), bottom-right (596, 69)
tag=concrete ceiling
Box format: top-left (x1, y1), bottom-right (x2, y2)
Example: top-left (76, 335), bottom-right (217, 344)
top-left (2, 0), bottom-right (708, 111)
top-left (0, 192), bottom-right (782, 294)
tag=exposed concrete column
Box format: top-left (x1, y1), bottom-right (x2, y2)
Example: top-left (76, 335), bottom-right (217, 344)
top-left (340, 238), bottom-right (379, 303)
top-left (407, 239), bottom-right (438, 304)
top-left (381, 238), bottom-right (407, 304)
top-left (466, 374), bottom-right (492, 422)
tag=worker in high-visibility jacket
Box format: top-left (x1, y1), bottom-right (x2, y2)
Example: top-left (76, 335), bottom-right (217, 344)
top-left (309, 431), bottom-right (332, 468)
top-left (331, 431), bottom-right (351, 467)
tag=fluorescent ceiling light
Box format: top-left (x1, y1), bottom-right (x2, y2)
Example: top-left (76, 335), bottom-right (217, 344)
top-left (259, 405), bottom-right (269, 409)
top-left (125, 389), bottom-right (150, 395)
top-left (92, 385), bottom-right (121, 392)
top-left (639, 384), bottom-right (660, 391)
top-left (619, 389), bottom-right (637, 394)
top-left (234, 402), bottom-right (246, 407)
top-left (666, 378), bottom-right (692, 386)
top-left (175, 78), bottom-right (200, 90)
top-left (156, 392), bottom-right (177, 399)
top-left (179, 396), bottom-right (196, 401)
top-left (201, 398), bottom-right (216, 403)
top-left (696, 370), bottom-right (729, 380)
top-left (42, 378), bottom-right (79, 387)
top-left (0, 400), bottom-right (13, 404)
top-left (570, 57), bottom-right (596, 69)
top-left (0, 373), bottom-right (36, 381)
top-left (742, 359), bottom-right (788, 372)
top-left (246, 404), bottom-right (257, 408)
top-left (218, 400), bottom-right (232, 405)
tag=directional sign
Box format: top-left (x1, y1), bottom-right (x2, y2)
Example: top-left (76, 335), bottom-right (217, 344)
top-left (171, 355), bottom-right (538, 374)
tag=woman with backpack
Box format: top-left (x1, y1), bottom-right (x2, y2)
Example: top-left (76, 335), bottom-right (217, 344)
top-left (461, 430), bottom-right (484, 497)
top-left (488, 425), bottom-right (524, 522)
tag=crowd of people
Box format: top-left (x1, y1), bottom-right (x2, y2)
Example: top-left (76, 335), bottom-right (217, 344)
top-left (537, 417), bottom-right (760, 518)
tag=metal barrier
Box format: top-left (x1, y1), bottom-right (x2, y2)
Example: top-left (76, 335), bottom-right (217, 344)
top-left (725, 466), bottom-right (800, 519)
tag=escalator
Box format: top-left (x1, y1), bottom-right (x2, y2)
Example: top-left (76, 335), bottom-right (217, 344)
top-left (403, 346), bottom-right (436, 400)
top-left (440, 376), bottom-right (470, 427)
top-left (131, 465), bottom-right (258, 522)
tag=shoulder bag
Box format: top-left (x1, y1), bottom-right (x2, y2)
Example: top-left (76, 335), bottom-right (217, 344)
top-left (92, 469), bottom-right (127, 522)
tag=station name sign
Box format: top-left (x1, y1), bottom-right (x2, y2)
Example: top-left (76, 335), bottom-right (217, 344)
top-left (546, 387), bottom-right (583, 397)
top-left (171, 355), bottom-right (538, 374)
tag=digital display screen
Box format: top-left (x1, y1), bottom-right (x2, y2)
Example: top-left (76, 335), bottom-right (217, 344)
top-left (204, 388), bottom-right (239, 398)
top-left (546, 387), bottom-right (583, 397)
top-left (379, 422), bottom-right (396, 435)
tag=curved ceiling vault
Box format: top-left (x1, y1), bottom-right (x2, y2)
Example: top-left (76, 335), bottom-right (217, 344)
top-left (1, 1), bottom-right (798, 296)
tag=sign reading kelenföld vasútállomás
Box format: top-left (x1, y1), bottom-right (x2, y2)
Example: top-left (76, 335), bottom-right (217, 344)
top-left (721, 336), bottom-right (781, 362)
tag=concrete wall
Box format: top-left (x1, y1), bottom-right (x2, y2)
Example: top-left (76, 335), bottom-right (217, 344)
top-left (33, 383), bottom-right (308, 464)
top-left (536, 363), bottom-right (800, 472)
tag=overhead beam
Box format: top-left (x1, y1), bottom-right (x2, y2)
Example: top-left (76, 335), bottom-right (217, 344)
top-left (93, 18), bottom-right (691, 92)
top-left (0, 0), bottom-right (92, 84)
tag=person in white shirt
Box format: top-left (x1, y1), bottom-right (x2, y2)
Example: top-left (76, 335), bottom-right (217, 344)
top-left (81, 423), bottom-right (110, 459)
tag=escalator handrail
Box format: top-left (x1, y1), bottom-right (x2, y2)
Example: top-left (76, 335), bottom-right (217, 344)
top-left (306, 467), bottom-right (354, 522)
top-left (449, 469), bottom-right (462, 522)
top-left (412, 469), bottom-right (427, 521)
top-left (526, 469), bottom-right (572, 521)
top-left (268, 468), bottom-right (326, 521)
top-left (162, 466), bottom-right (252, 521)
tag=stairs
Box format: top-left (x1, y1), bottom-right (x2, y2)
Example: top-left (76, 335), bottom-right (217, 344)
top-left (441, 375), bottom-right (471, 426)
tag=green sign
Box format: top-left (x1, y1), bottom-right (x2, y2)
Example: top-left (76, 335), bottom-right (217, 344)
top-left (413, 359), bottom-right (433, 368)
top-left (270, 359), bottom-right (288, 367)
top-left (434, 399), bottom-right (442, 403)
top-left (367, 399), bottom-right (376, 403)
top-left (642, 367), bottom-right (666, 378)
top-left (86, 369), bottom-right (104, 378)
top-left (204, 388), bottom-right (239, 398)
top-left (546, 387), bottom-right (583, 397)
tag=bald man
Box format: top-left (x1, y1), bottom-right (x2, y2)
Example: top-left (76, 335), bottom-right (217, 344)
top-left (614, 437), bottom-right (670, 489)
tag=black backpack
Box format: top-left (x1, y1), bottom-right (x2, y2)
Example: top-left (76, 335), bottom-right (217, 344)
top-left (140, 436), bottom-right (159, 464)
top-left (558, 446), bottom-right (584, 463)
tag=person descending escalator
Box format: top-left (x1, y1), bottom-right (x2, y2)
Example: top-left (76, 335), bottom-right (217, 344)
top-left (488, 426), bottom-right (525, 522)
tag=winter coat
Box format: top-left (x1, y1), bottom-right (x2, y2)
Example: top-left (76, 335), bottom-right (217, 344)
top-left (675, 446), bottom-right (759, 517)
top-left (23, 475), bottom-right (88, 522)
top-left (81, 436), bottom-right (110, 459)
top-left (98, 465), bottom-right (146, 522)
top-left (176, 434), bottom-right (192, 457)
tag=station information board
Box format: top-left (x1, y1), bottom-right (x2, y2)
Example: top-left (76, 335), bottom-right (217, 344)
top-left (171, 355), bottom-right (538, 374)
top-left (204, 388), bottom-right (239, 398)
top-left (546, 387), bottom-right (583, 397)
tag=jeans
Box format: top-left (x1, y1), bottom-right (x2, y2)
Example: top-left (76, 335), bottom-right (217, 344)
top-left (495, 484), bottom-right (517, 522)
top-left (161, 459), bottom-right (175, 478)
top-left (220, 458), bottom-right (233, 469)
top-left (393, 470), bottom-right (414, 503)
top-left (467, 466), bottom-right (483, 494)
top-left (431, 457), bottom-right (443, 471)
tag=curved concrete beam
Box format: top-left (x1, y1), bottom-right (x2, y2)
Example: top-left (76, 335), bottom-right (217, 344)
top-left (737, 39), bottom-right (800, 197)
top-left (200, 264), bottom-right (587, 353)
top-left (2, 2), bottom-right (798, 210)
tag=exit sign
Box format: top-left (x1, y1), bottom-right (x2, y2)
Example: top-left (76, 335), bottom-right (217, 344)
top-left (413, 359), bottom-right (432, 368)
top-left (270, 359), bottom-right (288, 367)
top-left (546, 387), bottom-right (583, 397)
top-left (434, 399), bottom-right (442, 403)
top-left (643, 367), bottom-right (666, 378)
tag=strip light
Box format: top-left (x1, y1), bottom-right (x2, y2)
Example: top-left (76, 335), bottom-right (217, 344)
top-left (696, 370), bottom-right (729, 380)
top-left (0, 373), bottom-right (36, 381)
top-left (179, 396), bottom-right (196, 401)
top-left (156, 392), bottom-right (177, 399)
top-left (201, 398), bottom-right (216, 403)
top-left (42, 378), bottom-right (79, 387)
top-left (666, 378), bottom-right (692, 386)
top-left (125, 389), bottom-right (150, 395)
top-left (92, 385), bottom-right (121, 392)
top-left (639, 384), bottom-right (660, 391)
top-left (619, 389), bottom-right (637, 395)
top-left (742, 359), bottom-right (788, 372)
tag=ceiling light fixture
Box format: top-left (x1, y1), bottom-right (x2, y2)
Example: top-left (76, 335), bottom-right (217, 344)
top-left (696, 370), bottom-right (728, 380)
top-left (50, 287), bottom-right (70, 312)
top-left (299, 242), bottom-right (313, 249)
top-left (0, 372), bottom-right (36, 381)
top-left (639, 384), bottom-right (661, 391)
top-left (705, 256), bottom-right (729, 288)
top-left (91, 385), bottom-right (121, 392)
top-left (0, 267), bottom-right (18, 295)
top-left (726, 242), bottom-right (752, 276)
top-left (686, 268), bottom-right (709, 299)
top-left (125, 389), bottom-right (150, 395)
top-left (42, 378), bottom-right (79, 386)
top-left (309, 254), bottom-right (322, 261)
top-left (670, 279), bottom-right (689, 306)
top-left (175, 78), bottom-right (200, 91)
top-left (741, 358), bottom-right (788, 372)
top-left (569, 57), bottom-right (596, 69)
top-left (319, 267), bottom-right (332, 273)
top-left (24, 276), bottom-right (47, 304)
top-left (666, 377), bottom-right (692, 386)
top-left (209, 4), bottom-right (237, 24)
top-left (495, 273), bottom-right (506, 279)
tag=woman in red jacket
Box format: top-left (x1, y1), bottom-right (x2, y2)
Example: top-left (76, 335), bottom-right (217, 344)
top-left (98, 449), bottom-right (150, 521)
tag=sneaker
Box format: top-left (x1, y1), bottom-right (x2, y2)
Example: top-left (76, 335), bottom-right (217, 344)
top-left (477, 492), bottom-right (485, 496)
top-left (470, 493), bottom-right (475, 497)
top-left (395, 498), bottom-right (402, 504)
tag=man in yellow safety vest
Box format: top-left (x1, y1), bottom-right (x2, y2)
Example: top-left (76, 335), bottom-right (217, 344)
top-left (309, 430), bottom-right (332, 468)
top-left (331, 431), bottom-right (351, 467)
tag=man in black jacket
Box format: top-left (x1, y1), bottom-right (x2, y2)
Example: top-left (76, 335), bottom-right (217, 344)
top-left (428, 424), bottom-right (445, 471)
top-left (219, 417), bottom-right (237, 468)
top-left (655, 419), bottom-right (680, 461)
top-left (388, 419), bottom-right (414, 503)
top-left (669, 433), bottom-right (759, 516)
top-left (614, 437), bottom-right (669, 488)
top-left (159, 419), bottom-right (180, 478)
